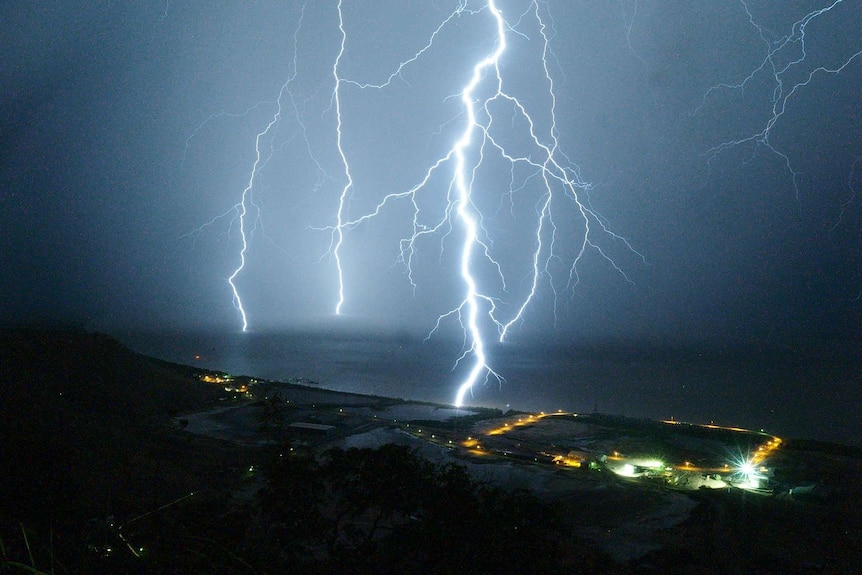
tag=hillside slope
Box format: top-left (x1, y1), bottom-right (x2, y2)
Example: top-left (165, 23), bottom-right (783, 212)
top-left (0, 330), bottom-right (231, 537)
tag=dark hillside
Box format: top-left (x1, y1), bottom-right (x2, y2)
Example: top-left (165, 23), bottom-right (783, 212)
top-left (0, 330), bottom-right (241, 568)
top-left (2, 330), bottom-right (860, 573)
top-left (0, 330), bottom-right (223, 422)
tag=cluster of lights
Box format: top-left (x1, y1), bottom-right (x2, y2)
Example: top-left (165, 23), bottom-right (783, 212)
top-left (198, 373), bottom-right (232, 384)
top-left (734, 460), bottom-right (766, 489)
top-left (614, 459), bottom-right (666, 478)
top-left (452, 411), bottom-right (782, 492)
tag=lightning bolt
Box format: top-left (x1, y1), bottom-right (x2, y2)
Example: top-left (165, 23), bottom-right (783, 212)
top-left (685, 0), bottom-right (862, 307)
top-left (329, 1), bottom-right (641, 407)
top-left (188, 1), bottom-right (858, 408)
top-left (183, 2), bottom-right (317, 332)
top-left (448, 0), bottom-right (507, 408)
top-left (693, 0), bottom-right (862, 200)
top-left (331, 0), bottom-right (352, 316)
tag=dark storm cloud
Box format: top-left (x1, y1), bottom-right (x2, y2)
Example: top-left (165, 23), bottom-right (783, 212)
top-left (2, 1), bottom-right (860, 347)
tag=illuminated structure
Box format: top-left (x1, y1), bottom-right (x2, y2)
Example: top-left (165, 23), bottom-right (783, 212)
top-left (474, 411), bottom-right (781, 491)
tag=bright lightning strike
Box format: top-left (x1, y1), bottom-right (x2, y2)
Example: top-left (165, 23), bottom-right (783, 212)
top-left (184, 1), bottom-right (859, 410)
top-left (448, 0), bottom-right (507, 408)
top-left (329, 1), bottom-right (641, 407)
top-left (331, 0), bottom-right (353, 317)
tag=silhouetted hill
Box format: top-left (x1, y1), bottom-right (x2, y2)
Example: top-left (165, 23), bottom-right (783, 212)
top-left (0, 330), bottom-right (231, 541)
top-left (1, 329), bottom-right (222, 421)
top-left (2, 330), bottom-right (860, 573)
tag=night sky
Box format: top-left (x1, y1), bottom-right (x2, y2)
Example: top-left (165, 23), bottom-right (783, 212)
top-left (4, 2), bottom-right (861, 350)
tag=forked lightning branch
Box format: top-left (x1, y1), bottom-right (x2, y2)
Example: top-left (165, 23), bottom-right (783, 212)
top-left (188, 0), bottom-right (859, 408)
top-left (327, 0), bottom-right (638, 406)
top-left (197, 1), bottom-right (641, 406)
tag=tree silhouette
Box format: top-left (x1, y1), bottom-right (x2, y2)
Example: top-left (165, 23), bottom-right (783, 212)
top-left (256, 443), bottom-right (572, 574)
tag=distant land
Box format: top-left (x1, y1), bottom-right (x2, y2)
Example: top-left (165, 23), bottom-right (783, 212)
top-left (115, 326), bottom-right (862, 448)
top-left (1, 329), bottom-right (860, 573)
